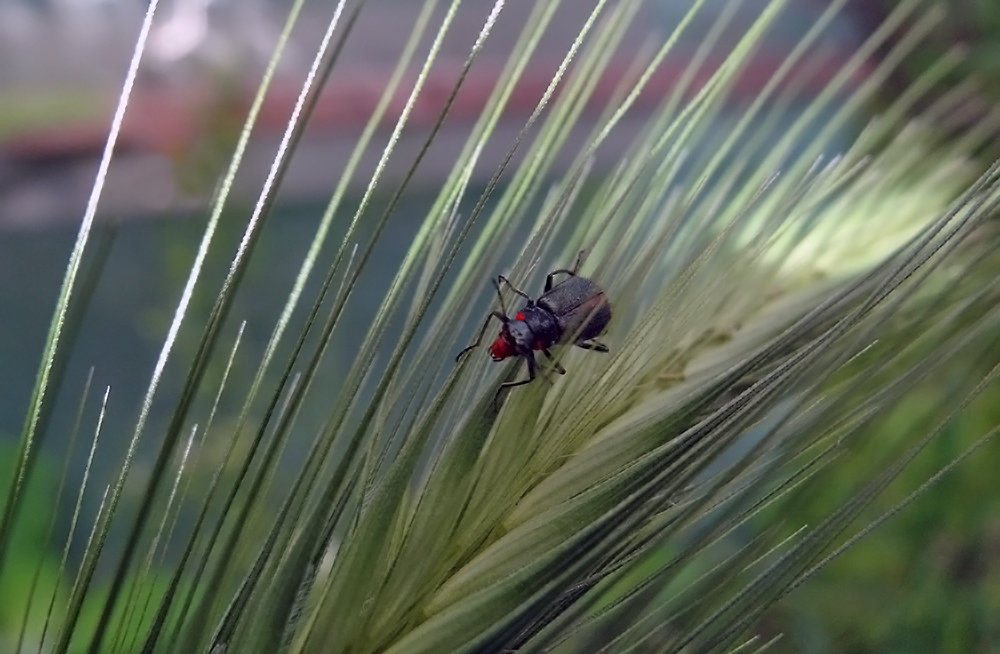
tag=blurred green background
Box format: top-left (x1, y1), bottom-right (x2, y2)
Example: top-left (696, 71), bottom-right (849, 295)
top-left (1, 0), bottom-right (999, 651)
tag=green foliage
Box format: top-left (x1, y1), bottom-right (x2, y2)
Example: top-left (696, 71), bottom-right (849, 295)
top-left (0, 444), bottom-right (64, 644)
top-left (3, 0), bottom-right (1000, 652)
top-left (764, 334), bottom-right (1000, 652)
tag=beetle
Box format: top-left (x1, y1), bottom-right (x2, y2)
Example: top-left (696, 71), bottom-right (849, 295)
top-left (456, 250), bottom-right (612, 403)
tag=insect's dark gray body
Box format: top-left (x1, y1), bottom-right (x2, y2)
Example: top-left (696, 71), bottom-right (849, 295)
top-left (537, 274), bottom-right (612, 345)
top-left (456, 250), bottom-right (612, 406)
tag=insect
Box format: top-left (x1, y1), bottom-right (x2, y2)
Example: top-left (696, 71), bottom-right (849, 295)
top-left (456, 250), bottom-right (612, 403)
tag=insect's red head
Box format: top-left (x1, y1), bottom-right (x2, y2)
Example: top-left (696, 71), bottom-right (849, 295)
top-left (489, 332), bottom-right (515, 361)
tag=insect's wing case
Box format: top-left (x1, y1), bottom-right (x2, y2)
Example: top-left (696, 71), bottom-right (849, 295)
top-left (537, 276), bottom-right (612, 343)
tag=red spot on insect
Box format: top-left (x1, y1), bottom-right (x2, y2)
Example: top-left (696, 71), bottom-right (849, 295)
top-left (490, 334), bottom-right (514, 360)
top-left (515, 311), bottom-right (525, 320)
top-left (534, 340), bottom-right (546, 351)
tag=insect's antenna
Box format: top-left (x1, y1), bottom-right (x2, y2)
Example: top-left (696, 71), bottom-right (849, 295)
top-left (497, 275), bottom-right (533, 303)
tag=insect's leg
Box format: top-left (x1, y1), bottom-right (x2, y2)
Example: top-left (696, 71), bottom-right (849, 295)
top-left (497, 274), bottom-right (533, 304)
top-left (541, 349), bottom-right (567, 374)
top-left (544, 269), bottom-right (576, 292)
top-left (544, 251), bottom-right (586, 291)
top-left (491, 278), bottom-right (509, 315)
top-left (493, 353), bottom-right (538, 406)
top-left (574, 338), bottom-right (609, 352)
top-left (456, 311), bottom-right (508, 361)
